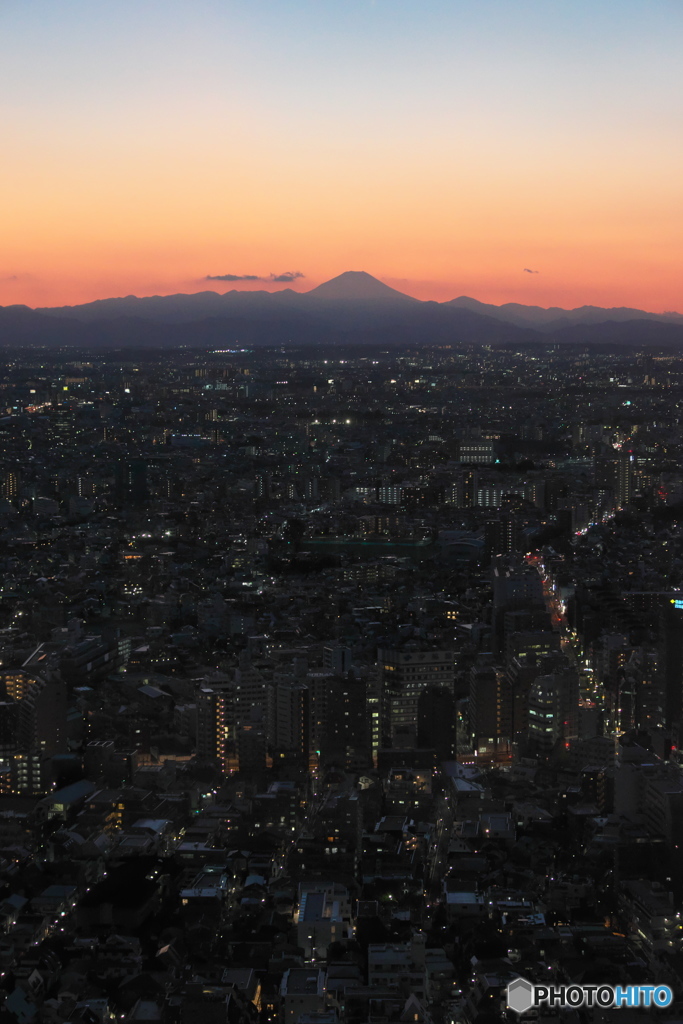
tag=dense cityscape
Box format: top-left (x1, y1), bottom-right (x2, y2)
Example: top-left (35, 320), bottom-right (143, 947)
top-left (1, 341), bottom-right (683, 1020)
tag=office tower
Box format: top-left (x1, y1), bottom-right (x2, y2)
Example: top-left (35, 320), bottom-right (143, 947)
top-left (526, 665), bottom-right (579, 755)
top-left (527, 677), bottom-right (558, 754)
top-left (504, 626), bottom-right (560, 669)
top-left (492, 556), bottom-right (545, 655)
top-left (378, 646), bottom-right (455, 748)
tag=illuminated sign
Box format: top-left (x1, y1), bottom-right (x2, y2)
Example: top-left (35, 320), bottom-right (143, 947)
top-left (671, 599), bottom-right (683, 609)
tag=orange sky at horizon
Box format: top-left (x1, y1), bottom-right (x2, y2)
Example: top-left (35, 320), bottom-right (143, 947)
top-left (3, 246), bottom-right (681, 315)
top-left (2, 1), bottom-right (682, 315)
top-left (2, 268), bottom-right (681, 315)
top-left (4, 135), bottom-right (681, 312)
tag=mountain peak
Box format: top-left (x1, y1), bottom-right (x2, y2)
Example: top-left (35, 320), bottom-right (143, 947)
top-left (305, 271), bottom-right (415, 302)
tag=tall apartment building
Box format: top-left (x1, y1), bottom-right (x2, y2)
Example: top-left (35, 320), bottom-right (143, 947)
top-left (196, 683), bottom-right (234, 774)
top-left (233, 652), bottom-right (270, 773)
top-left (468, 655), bottom-right (512, 760)
top-left (0, 665), bottom-right (68, 794)
top-left (615, 452), bottom-right (634, 509)
top-left (323, 674), bottom-right (370, 769)
top-left (273, 679), bottom-right (309, 771)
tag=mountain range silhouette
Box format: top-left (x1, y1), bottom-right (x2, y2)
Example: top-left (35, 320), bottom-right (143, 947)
top-left (1, 271), bottom-right (682, 348)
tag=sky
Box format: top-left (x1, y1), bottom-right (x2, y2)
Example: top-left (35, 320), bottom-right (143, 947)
top-left (2, 0), bottom-right (682, 311)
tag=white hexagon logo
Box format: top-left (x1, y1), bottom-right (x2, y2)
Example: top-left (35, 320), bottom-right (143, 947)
top-left (507, 977), bottom-right (535, 1015)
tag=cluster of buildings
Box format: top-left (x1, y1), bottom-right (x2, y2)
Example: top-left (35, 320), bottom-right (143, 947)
top-left (1, 342), bottom-right (683, 1020)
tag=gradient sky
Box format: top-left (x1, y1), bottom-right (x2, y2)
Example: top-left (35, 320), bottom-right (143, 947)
top-left (2, 0), bottom-right (682, 310)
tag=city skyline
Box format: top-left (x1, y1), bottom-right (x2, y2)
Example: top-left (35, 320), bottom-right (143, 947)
top-left (2, 0), bottom-right (683, 312)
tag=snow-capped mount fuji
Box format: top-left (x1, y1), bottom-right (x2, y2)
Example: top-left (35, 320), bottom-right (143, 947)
top-left (305, 271), bottom-right (418, 303)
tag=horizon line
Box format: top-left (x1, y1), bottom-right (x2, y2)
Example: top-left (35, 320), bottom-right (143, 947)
top-left (8, 271), bottom-right (681, 319)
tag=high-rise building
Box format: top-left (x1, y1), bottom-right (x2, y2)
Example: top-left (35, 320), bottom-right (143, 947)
top-left (273, 679), bottom-right (309, 771)
top-left (115, 459), bottom-right (149, 504)
top-left (468, 656), bottom-right (512, 760)
top-left (322, 675), bottom-right (370, 769)
top-left (484, 517), bottom-right (521, 558)
top-left (492, 556), bottom-right (545, 655)
top-left (417, 686), bottom-right (456, 760)
top-left (526, 666), bottom-right (579, 754)
top-left (233, 652), bottom-right (270, 773)
top-left (460, 468), bottom-right (478, 508)
top-left (307, 671), bottom-right (334, 757)
top-left (615, 453), bottom-right (633, 509)
top-left (255, 473), bottom-right (271, 499)
top-left (236, 708), bottom-right (267, 776)
top-left (0, 666), bottom-right (68, 794)
top-left (2, 470), bottom-right (19, 501)
top-left (196, 683), bottom-right (234, 773)
top-left (378, 646), bottom-right (455, 748)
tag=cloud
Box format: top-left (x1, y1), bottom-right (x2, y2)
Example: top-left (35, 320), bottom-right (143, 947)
top-left (270, 270), bottom-right (305, 283)
top-left (523, 268), bottom-right (539, 274)
top-left (205, 270), bottom-right (305, 284)
top-left (206, 273), bottom-right (263, 281)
